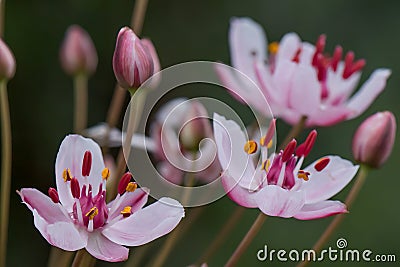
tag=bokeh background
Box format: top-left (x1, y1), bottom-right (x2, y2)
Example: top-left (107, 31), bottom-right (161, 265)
top-left (2, 0), bottom-right (399, 266)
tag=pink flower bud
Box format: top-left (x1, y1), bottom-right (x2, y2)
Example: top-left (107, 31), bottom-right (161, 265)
top-left (0, 38), bottom-right (16, 81)
top-left (179, 101), bottom-right (211, 151)
top-left (60, 25), bottom-right (98, 76)
top-left (112, 27), bottom-right (154, 89)
top-left (352, 111), bottom-right (396, 168)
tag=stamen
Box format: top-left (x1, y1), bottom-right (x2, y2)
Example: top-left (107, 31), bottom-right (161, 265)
top-left (261, 159), bottom-right (271, 171)
top-left (120, 206), bottom-right (132, 218)
top-left (297, 170), bottom-right (310, 181)
top-left (282, 139), bottom-right (297, 162)
top-left (331, 45), bottom-right (342, 72)
top-left (82, 151), bottom-right (92, 177)
top-left (118, 172), bottom-right (132, 195)
top-left (126, 182), bottom-right (137, 192)
top-left (244, 140), bottom-right (258, 154)
top-left (268, 42), bottom-right (279, 55)
top-left (62, 168), bottom-right (72, 182)
top-left (102, 168), bottom-right (110, 180)
top-left (296, 130), bottom-right (317, 157)
top-left (292, 48), bottom-right (302, 63)
top-left (48, 188), bottom-right (59, 203)
top-left (312, 34), bottom-right (326, 66)
top-left (260, 119), bottom-right (276, 148)
top-left (314, 157), bottom-right (330, 172)
top-left (85, 207), bottom-right (99, 220)
top-left (70, 178), bottom-right (80, 199)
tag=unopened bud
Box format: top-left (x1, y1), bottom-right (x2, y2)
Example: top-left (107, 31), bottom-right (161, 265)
top-left (60, 25), bottom-right (98, 76)
top-left (352, 111), bottom-right (396, 168)
top-left (112, 27), bottom-right (154, 89)
top-left (0, 38), bottom-right (16, 81)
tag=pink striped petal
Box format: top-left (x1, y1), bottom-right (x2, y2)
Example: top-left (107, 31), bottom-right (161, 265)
top-left (275, 33), bottom-right (301, 62)
top-left (107, 188), bottom-right (149, 221)
top-left (255, 185), bottom-right (305, 218)
top-left (221, 174), bottom-right (258, 208)
top-left (86, 232), bottom-right (129, 262)
top-left (294, 200), bottom-right (347, 220)
top-left (102, 198), bottom-right (184, 246)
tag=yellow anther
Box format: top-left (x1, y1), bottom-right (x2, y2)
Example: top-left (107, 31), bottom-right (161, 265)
top-left (102, 168), bottom-right (110, 180)
top-left (297, 170), bottom-right (310, 181)
top-left (261, 159), bottom-right (271, 171)
top-left (62, 168), bottom-right (72, 182)
top-left (120, 206), bottom-right (132, 218)
top-left (85, 207), bottom-right (99, 220)
top-left (267, 139), bottom-right (273, 149)
top-left (125, 182), bottom-right (137, 192)
top-left (268, 42), bottom-right (279, 55)
top-left (244, 140), bottom-right (258, 154)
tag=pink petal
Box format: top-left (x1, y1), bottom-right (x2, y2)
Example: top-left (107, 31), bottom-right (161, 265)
top-left (294, 200), bottom-right (347, 220)
top-left (275, 32), bottom-right (301, 62)
top-left (346, 69), bottom-right (391, 119)
top-left (102, 197), bottom-right (184, 246)
top-left (301, 156), bottom-right (359, 204)
top-left (158, 161), bottom-right (184, 184)
top-left (298, 42), bottom-right (315, 65)
top-left (288, 64), bottom-right (321, 116)
top-left (107, 188), bottom-right (149, 221)
top-left (255, 185), bottom-right (305, 218)
top-left (85, 232), bottom-right (129, 262)
top-left (272, 59), bottom-right (297, 104)
top-left (19, 188), bottom-right (70, 223)
top-left (306, 106), bottom-right (351, 127)
top-left (55, 135), bottom-right (105, 211)
top-left (229, 17), bottom-right (267, 82)
top-left (32, 210), bottom-right (86, 251)
top-left (213, 114), bottom-right (263, 191)
top-left (221, 174), bottom-right (258, 208)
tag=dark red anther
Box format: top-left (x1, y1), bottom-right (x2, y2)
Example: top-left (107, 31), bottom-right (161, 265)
top-left (48, 187), bottom-right (59, 203)
top-left (296, 130), bottom-right (317, 157)
top-left (342, 51), bottom-right (355, 79)
top-left (70, 178), bottom-right (80, 199)
top-left (316, 54), bottom-right (328, 82)
top-left (82, 151), bottom-right (92, 177)
top-left (292, 48), bottom-right (302, 63)
top-left (314, 157), bottom-right (330, 172)
top-left (118, 172), bottom-right (132, 195)
top-left (331, 45), bottom-right (342, 72)
top-left (312, 34), bottom-right (327, 66)
top-left (282, 139), bottom-right (297, 162)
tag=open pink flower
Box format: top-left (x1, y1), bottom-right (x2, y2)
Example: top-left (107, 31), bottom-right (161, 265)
top-left (18, 135), bottom-right (184, 262)
top-left (213, 114), bottom-right (359, 219)
top-left (216, 17), bottom-right (391, 126)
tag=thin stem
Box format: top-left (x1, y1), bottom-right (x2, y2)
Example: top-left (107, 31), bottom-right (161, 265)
top-left (296, 165), bottom-right (369, 267)
top-left (131, 0), bottom-right (149, 35)
top-left (279, 115), bottom-right (307, 150)
top-left (0, 80), bottom-right (11, 267)
top-left (47, 248), bottom-right (73, 267)
top-left (71, 249), bottom-right (96, 267)
top-left (225, 213), bottom-right (267, 267)
top-left (73, 73), bottom-right (88, 134)
top-left (197, 206), bottom-right (245, 265)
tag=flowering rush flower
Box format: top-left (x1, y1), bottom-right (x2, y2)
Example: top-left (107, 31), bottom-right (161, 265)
top-left (216, 17), bottom-right (391, 126)
top-left (213, 114), bottom-right (359, 219)
top-left (18, 135), bottom-right (184, 262)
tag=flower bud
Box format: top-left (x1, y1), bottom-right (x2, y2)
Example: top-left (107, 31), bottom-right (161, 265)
top-left (60, 25), bottom-right (98, 76)
top-left (112, 27), bottom-right (154, 89)
top-left (0, 38), bottom-right (16, 81)
top-left (179, 101), bottom-right (211, 151)
top-left (352, 111), bottom-right (396, 168)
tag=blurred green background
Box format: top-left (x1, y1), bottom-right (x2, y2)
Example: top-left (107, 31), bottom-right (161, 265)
top-left (3, 0), bottom-right (399, 266)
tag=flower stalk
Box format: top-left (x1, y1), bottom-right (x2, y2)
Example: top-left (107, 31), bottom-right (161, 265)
top-left (0, 80), bottom-right (11, 267)
top-left (73, 73), bottom-right (88, 134)
top-left (71, 249), bottom-right (96, 267)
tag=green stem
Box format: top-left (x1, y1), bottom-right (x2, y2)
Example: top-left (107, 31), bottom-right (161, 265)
top-left (0, 0), bottom-right (5, 38)
top-left (197, 206), bottom-right (245, 265)
top-left (73, 73), bottom-right (88, 134)
top-left (279, 115), bottom-right (307, 150)
top-left (296, 165), bottom-right (369, 267)
top-left (71, 249), bottom-right (96, 267)
top-left (47, 248), bottom-right (73, 267)
top-left (0, 80), bottom-right (11, 267)
top-left (225, 213), bottom-right (268, 267)
top-left (130, 0), bottom-right (149, 35)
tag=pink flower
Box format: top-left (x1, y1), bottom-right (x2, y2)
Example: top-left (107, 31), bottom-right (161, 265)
top-left (112, 27), bottom-right (158, 89)
top-left (60, 25), bottom-right (98, 76)
top-left (213, 114), bottom-right (359, 219)
top-left (18, 135), bottom-right (184, 262)
top-left (352, 111), bottom-right (396, 168)
top-left (0, 38), bottom-right (16, 81)
top-left (216, 17), bottom-right (391, 126)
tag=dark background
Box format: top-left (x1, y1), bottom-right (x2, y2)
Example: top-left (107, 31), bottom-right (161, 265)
top-left (3, 0), bottom-right (399, 266)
